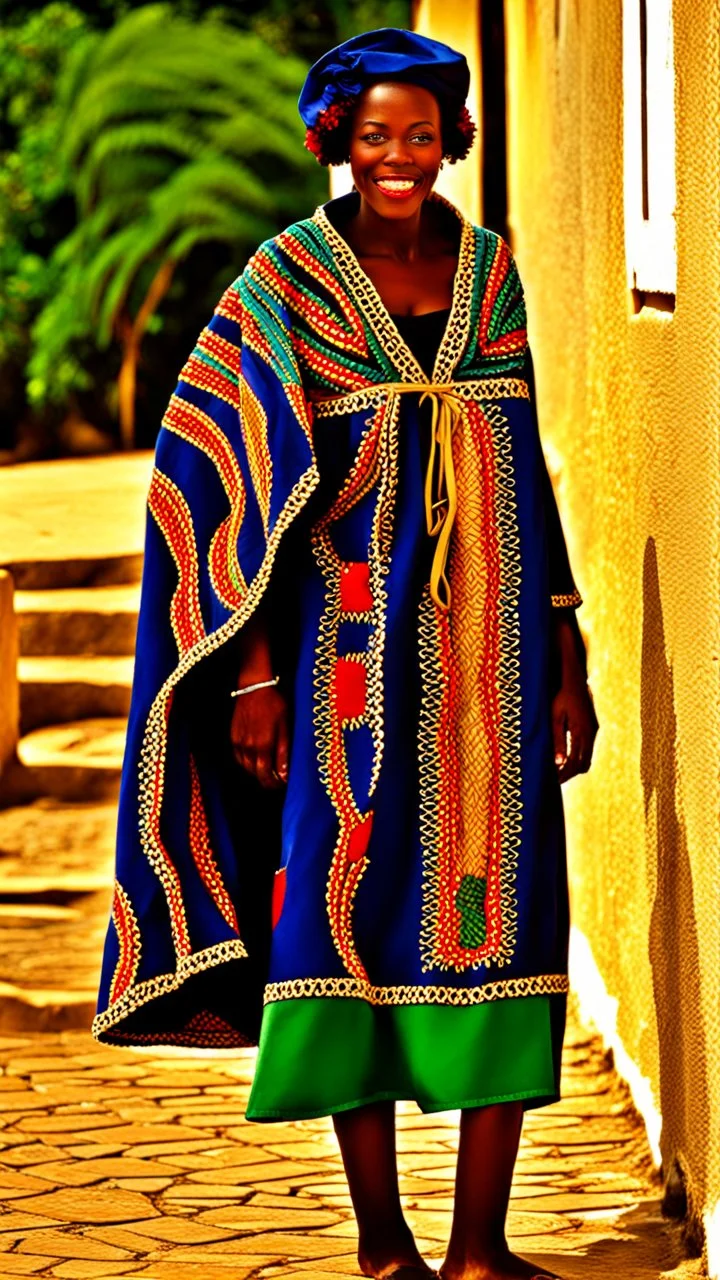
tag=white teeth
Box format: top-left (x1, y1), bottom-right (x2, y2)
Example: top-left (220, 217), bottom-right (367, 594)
top-left (376, 179), bottom-right (417, 191)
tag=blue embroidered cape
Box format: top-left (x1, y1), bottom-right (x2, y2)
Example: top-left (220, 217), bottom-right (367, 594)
top-left (93, 192), bottom-right (581, 1049)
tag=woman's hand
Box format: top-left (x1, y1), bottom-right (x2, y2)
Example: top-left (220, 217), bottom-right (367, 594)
top-left (552, 681), bottom-right (599, 782)
top-left (231, 683), bottom-right (289, 789)
top-left (551, 613), bottom-right (599, 783)
top-left (231, 607), bottom-right (289, 789)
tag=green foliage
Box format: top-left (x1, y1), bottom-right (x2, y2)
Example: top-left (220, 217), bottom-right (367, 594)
top-left (0, 0), bottom-right (411, 448)
top-left (0, 5), bottom-right (88, 373)
top-left (26, 4), bottom-right (325, 426)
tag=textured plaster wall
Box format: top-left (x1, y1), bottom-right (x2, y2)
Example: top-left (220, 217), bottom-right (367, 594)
top-left (504, 0), bottom-right (720, 1265)
top-left (414, 0), bottom-right (482, 223)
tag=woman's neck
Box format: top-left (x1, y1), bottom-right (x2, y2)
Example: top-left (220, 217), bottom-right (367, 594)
top-left (347, 194), bottom-right (428, 263)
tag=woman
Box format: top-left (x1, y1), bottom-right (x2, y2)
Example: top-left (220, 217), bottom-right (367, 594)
top-left (94, 28), bottom-right (598, 1280)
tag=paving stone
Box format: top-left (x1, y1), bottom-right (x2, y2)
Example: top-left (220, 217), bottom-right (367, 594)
top-left (196, 1204), bottom-right (344, 1231)
top-left (129, 1264), bottom-right (266, 1278)
top-left (161, 1181), bottom-right (266, 1200)
top-left (16, 1114), bottom-right (125, 1134)
top-left (62, 1145), bottom-right (129, 1160)
top-left (8, 1187), bottom-right (159, 1223)
top-left (186, 1158), bottom-right (331, 1185)
top-left (153, 1147), bottom-right (275, 1172)
top-left (70, 1124), bottom-right (214, 1146)
top-left (21, 1158), bottom-right (185, 1186)
top-left (0, 1209), bottom-right (64, 1235)
top-left (0, 1145), bottom-right (73, 1167)
top-left (122, 1139), bottom-right (233, 1159)
top-left (51, 1263), bottom-right (147, 1278)
top-left (16, 1228), bottom-right (135, 1260)
top-left (167, 1231), bottom-right (356, 1260)
top-left (0, 1255), bottom-right (62, 1273)
top-left (101, 1216), bottom-right (239, 1244)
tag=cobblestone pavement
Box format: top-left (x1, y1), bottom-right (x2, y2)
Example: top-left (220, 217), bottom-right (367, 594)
top-left (0, 1013), bottom-right (703, 1280)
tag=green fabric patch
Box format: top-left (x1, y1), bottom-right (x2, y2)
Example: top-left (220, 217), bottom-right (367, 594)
top-left (246, 992), bottom-right (560, 1122)
top-left (455, 873), bottom-right (487, 948)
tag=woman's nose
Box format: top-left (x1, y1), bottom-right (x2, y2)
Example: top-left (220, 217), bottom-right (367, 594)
top-left (384, 138), bottom-right (415, 165)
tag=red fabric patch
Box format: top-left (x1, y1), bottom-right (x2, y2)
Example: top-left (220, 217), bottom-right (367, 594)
top-left (347, 813), bottom-right (374, 862)
top-left (335, 657), bottom-right (366, 721)
top-left (340, 561), bottom-right (373, 613)
top-left (271, 867), bottom-right (287, 929)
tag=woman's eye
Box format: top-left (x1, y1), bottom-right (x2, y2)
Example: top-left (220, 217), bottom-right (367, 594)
top-left (410, 133), bottom-right (435, 144)
top-left (361, 133), bottom-right (386, 144)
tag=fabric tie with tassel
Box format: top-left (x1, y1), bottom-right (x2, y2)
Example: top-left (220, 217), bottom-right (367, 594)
top-left (387, 384), bottom-right (465, 612)
top-left (312, 382), bottom-right (467, 612)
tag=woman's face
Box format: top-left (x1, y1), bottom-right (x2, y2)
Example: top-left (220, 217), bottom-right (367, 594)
top-left (348, 81), bottom-right (443, 221)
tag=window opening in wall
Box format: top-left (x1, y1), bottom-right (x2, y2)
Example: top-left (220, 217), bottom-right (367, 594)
top-left (624, 0), bottom-right (677, 311)
top-left (480, 0), bottom-right (508, 243)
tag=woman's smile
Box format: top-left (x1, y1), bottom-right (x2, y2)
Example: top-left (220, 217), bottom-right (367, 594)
top-left (373, 174), bottom-right (424, 199)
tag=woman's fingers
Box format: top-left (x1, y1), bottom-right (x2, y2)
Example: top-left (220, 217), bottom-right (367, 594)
top-left (254, 747), bottom-right (278, 789)
top-left (275, 712), bottom-right (290, 785)
top-left (553, 705), bottom-right (568, 770)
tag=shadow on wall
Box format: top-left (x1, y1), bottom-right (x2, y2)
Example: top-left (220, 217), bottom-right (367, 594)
top-left (641, 535), bottom-right (709, 1257)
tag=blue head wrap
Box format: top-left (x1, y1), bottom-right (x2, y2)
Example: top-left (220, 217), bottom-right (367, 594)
top-left (298, 27), bottom-right (471, 128)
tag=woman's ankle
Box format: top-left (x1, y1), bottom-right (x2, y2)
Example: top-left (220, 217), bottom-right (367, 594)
top-left (358, 1218), bottom-right (425, 1276)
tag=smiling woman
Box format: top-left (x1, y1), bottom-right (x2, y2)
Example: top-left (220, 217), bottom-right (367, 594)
top-left (93, 25), bottom-right (597, 1280)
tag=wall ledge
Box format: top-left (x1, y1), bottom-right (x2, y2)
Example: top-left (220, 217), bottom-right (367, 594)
top-left (568, 924), bottom-right (662, 1166)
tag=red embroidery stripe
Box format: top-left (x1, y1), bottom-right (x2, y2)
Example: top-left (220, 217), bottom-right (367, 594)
top-left (148, 469), bottom-right (205, 656)
top-left (109, 882), bottom-right (141, 1004)
top-left (189, 757), bottom-right (240, 934)
top-left (180, 353), bottom-right (238, 405)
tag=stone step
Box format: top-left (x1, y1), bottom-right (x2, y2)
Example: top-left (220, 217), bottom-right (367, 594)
top-left (18, 654), bottom-right (134, 733)
top-left (0, 719), bottom-right (126, 807)
top-left (15, 583), bottom-right (141, 656)
top-left (6, 552), bottom-right (143, 591)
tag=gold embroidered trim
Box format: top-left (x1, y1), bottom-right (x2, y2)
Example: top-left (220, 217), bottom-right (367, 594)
top-left (263, 973), bottom-right (569, 1007)
top-left (433, 205), bottom-right (476, 383)
top-left (311, 396), bottom-right (402, 979)
top-left (551, 589), bottom-right (582, 607)
top-left (416, 401), bottom-right (523, 973)
top-left (313, 192), bottom-right (476, 386)
top-left (311, 377), bottom-right (530, 419)
top-left (490, 401), bottom-right (523, 964)
top-left (92, 939), bottom-right (249, 1039)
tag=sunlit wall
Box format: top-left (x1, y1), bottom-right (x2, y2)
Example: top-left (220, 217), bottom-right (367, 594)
top-left (504, 0), bottom-right (720, 1269)
top-left (413, 0), bottom-right (482, 223)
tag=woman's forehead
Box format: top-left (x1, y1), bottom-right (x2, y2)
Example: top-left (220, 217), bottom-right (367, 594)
top-left (354, 81), bottom-right (441, 123)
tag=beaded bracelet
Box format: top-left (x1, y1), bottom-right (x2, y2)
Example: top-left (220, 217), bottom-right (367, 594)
top-left (230, 675), bottom-right (280, 699)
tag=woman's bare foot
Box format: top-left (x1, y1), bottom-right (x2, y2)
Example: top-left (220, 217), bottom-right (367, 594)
top-left (359, 1228), bottom-right (436, 1277)
top-left (440, 1246), bottom-right (561, 1280)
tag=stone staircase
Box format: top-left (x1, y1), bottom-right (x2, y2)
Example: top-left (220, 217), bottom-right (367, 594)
top-left (0, 452), bottom-right (152, 1029)
top-left (1, 555), bottom-right (140, 806)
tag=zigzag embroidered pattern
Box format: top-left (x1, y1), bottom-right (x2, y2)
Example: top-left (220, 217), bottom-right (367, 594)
top-left (264, 973), bottom-right (570, 1007)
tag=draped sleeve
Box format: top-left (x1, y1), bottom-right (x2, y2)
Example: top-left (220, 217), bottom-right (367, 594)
top-left (523, 346), bottom-right (583, 612)
top-left (92, 246), bottom-right (320, 1049)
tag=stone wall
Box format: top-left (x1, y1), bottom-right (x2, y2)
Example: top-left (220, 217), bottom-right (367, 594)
top-left (503, 0), bottom-right (720, 1270)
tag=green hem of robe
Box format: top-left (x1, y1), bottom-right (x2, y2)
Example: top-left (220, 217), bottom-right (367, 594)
top-left (246, 993), bottom-right (561, 1122)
